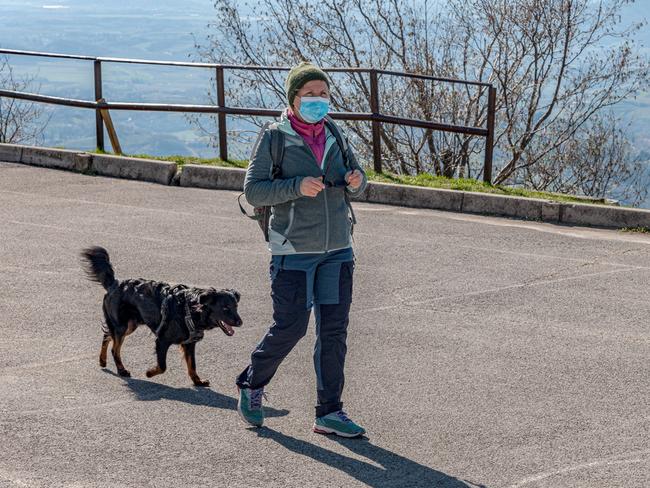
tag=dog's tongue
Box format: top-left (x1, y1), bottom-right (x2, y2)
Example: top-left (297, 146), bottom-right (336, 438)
top-left (220, 322), bottom-right (235, 336)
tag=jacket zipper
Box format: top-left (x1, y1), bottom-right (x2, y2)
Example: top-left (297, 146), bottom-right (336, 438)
top-left (285, 130), bottom-right (335, 252)
top-left (321, 133), bottom-right (336, 251)
top-left (298, 133), bottom-right (332, 252)
top-left (323, 188), bottom-right (329, 250)
top-left (321, 139), bottom-right (332, 252)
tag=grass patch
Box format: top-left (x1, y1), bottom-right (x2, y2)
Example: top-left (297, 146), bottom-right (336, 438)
top-left (90, 150), bottom-right (248, 169)
top-left (364, 170), bottom-right (618, 206)
top-left (92, 150), bottom-right (619, 206)
top-left (620, 226), bottom-right (650, 234)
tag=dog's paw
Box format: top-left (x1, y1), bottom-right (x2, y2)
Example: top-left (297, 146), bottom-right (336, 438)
top-left (193, 379), bottom-right (210, 387)
top-left (99, 359), bottom-right (107, 368)
top-left (118, 369), bottom-right (131, 378)
top-left (146, 367), bottom-right (164, 378)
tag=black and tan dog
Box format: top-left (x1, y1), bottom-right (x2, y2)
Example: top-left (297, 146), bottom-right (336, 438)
top-left (81, 246), bottom-right (242, 386)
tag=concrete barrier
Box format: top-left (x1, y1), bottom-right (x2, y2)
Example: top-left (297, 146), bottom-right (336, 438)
top-left (561, 202), bottom-right (650, 228)
top-left (362, 181), bottom-right (463, 212)
top-left (461, 191), bottom-right (545, 221)
top-left (5, 142), bottom-right (650, 230)
top-left (21, 145), bottom-right (91, 172)
top-left (542, 201), bottom-right (561, 223)
top-left (91, 153), bottom-right (176, 185)
top-left (0, 143), bottom-right (23, 163)
top-left (179, 164), bottom-right (246, 191)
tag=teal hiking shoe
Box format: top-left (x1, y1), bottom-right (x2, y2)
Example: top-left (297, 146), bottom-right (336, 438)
top-left (237, 387), bottom-right (265, 427)
top-left (313, 410), bottom-right (366, 438)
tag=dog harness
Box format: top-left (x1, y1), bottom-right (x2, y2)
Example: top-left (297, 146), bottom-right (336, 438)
top-left (154, 296), bottom-right (171, 337)
top-left (182, 297), bottom-right (204, 344)
top-left (154, 293), bottom-right (204, 344)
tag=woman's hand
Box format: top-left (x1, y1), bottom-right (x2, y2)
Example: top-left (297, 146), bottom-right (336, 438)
top-left (300, 176), bottom-right (325, 197)
top-left (345, 170), bottom-right (363, 189)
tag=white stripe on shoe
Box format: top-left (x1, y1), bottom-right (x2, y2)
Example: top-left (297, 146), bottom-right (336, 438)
top-left (312, 423), bottom-right (364, 438)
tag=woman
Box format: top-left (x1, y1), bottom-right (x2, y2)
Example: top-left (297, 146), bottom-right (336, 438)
top-left (236, 61), bottom-right (368, 438)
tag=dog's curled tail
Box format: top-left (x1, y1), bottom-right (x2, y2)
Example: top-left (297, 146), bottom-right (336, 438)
top-left (81, 246), bottom-right (118, 291)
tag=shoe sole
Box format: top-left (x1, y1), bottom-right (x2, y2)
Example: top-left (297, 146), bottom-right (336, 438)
top-left (237, 389), bottom-right (263, 428)
top-left (313, 425), bottom-right (365, 438)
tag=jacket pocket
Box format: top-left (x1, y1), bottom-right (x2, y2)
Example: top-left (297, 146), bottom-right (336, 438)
top-left (269, 200), bottom-right (290, 234)
top-left (282, 201), bottom-right (296, 244)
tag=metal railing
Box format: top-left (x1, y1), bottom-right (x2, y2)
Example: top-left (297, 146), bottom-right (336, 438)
top-left (0, 48), bottom-right (497, 182)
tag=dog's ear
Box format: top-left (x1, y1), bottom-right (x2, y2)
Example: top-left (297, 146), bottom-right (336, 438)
top-left (228, 289), bottom-right (241, 303)
top-left (192, 291), bottom-right (212, 312)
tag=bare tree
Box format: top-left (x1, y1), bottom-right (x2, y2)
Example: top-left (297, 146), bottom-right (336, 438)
top-left (193, 0), bottom-right (649, 202)
top-left (192, 0), bottom-right (482, 168)
top-left (521, 112), bottom-right (648, 204)
top-left (448, 0), bottom-right (649, 186)
top-left (0, 56), bottom-right (49, 144)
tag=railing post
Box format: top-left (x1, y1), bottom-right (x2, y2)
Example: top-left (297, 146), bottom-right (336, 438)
top-left (97, 98), bottom-right (122, 155)
top-left (483, 85), bottom-right (496, 184)
top-left (215, 66), bottom-right (228, 161)
top-left (369, 69), bottom-right (382, 173)
top-left (94, 60), bottom-right (105, 151)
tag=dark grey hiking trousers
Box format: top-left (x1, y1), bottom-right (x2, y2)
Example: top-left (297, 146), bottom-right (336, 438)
top-left (236, 248), bottom-right (354, 418)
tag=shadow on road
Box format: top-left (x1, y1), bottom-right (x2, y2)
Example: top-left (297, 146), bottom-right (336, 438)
top-left (103, 370), bottom-right (290, 418)
top-left (255, 427), bottom-right (487, 488)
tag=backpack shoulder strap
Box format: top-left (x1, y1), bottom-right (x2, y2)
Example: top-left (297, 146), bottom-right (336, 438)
top-left (268, 123), bottom-right (285, 179)
top-left (322, 116), bottom-right (358, 227)
top-left (323, 116), bottom-right (351, 171)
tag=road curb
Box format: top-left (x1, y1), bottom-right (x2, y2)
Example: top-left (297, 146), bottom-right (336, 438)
top-left (91, 153), bottom-right (176, 185)
top-left (461, 191), bottom-right (549, 221)
top-left (22, 146), bottom-right (92, 172)
top-left (2, 142), bottom-right (648, 230)
top-left (561, 202), bottom-right (650, 228)
top-left (174, 165), bottom-right (650, 230)
top-left (357, 181), bottom-right (464, 212)
top-left (3, 144), bottom-right (91, 172)
top-left (179, 164), bottom-right (245, 191)
top-left (0, 143), bottom-right (23, 163)
top-left (0, 144), bottom-right (175, 184)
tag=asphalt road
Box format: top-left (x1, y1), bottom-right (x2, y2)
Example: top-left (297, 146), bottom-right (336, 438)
top-left (0, 161), bottom-right (648, 488)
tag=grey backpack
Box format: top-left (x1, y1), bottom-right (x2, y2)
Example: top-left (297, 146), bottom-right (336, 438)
top-left (237, 121), bottom-right (285, 242)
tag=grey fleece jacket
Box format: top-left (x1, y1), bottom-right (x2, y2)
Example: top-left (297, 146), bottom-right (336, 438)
top-left (244, 109), bottom-right (368, 254)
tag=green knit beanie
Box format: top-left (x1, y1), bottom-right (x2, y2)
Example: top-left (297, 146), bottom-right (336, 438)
top-left (285, 61), bottom-right (330, 108)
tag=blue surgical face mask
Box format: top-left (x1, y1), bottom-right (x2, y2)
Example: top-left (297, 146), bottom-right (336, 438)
top-left (298, 96), bottom-right (330, 123)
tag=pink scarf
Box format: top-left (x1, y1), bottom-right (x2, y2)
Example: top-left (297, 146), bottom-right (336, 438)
top-left (287, 108), bottom-right (326, 166)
